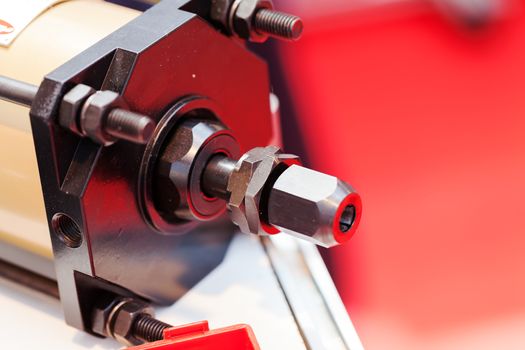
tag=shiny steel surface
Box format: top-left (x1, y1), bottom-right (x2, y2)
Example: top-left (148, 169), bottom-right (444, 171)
top-left (268, 165), bottom-right (361, 248)
top-left (265, 234), bottom-right (364, 350)
top-left (0, 75), bottom-right (37, 107)
top-left (202, 154), bottom-right (237, 199)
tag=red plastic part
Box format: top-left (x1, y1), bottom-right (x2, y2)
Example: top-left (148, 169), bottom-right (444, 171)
top-left (128, 321), bottom-right (260, 350)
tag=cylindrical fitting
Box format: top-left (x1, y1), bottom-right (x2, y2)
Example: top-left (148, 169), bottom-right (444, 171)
top-left (267, 165), bottom-right (361, 247)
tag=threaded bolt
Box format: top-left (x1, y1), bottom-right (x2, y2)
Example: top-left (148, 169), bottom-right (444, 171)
top-left (106, 108), bottom-right (156, 144)
top-left (253, 9), bottom-right (303, 41)
top-left (132, 314), bottom-right (172, 343)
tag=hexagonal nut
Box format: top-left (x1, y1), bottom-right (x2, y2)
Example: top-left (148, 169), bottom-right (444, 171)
top-left (80, 90), bottom-right (125, 145)
top-left (110, 299), bottom-right (154, 346)
top-left (91, 299), bottom-right (120, 337)
top-left (267, 165), bottom-right (362, 248)
top-left (210, 0), bottom-right (235, 28)
top-left (227, 145), bottom-right (300, 235)
top-left (232, 0), bottom-right (273, 42)
top-left (156, 120), bottom-right (226, 222)
top-left (59, 84), bottom-right (95, 135)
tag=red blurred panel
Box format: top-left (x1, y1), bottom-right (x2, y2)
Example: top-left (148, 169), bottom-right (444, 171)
top-left (278, 2), bottom-right (525, 349)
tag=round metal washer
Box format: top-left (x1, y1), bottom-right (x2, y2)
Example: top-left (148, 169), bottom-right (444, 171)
top-left (139, 96), bottom-right (234, 234)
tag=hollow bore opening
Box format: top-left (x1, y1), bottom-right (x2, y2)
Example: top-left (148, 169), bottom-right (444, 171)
top-left (339, 205), bottom-right (356, 233)
top-left (52, 213), bottom-right (83, 248)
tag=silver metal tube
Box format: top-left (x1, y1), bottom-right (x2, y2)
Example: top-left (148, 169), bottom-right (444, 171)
top-left (0, 75), bottom-right (38, 107)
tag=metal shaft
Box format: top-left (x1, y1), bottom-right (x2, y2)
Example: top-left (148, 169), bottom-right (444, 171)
top-left (0, 257), bottom-right (59, 299)
top-left (202, 154), bottom-right (237, 200)
top-left (0, 75), bottom-right (37, 107)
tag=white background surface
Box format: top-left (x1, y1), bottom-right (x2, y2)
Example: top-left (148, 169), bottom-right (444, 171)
top-left (0, 234), bottom-right (306, 349)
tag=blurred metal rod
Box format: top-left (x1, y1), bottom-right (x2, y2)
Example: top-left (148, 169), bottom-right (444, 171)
top-left (0, 75), bottom-right (38, 107)
top-left (0, 258), bottom-right (59, 299)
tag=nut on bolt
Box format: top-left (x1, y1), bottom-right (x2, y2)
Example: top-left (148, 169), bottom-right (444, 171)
top-left (106, 298), bottom-right (154, 346)
top-left (227, 0), bottom-right (303, 42)
top-left (80, 90), bottom-right (125, 145)
top-left (231, 0), bottom-right (272, 42)
top-left (80, 90), bottom-right (156, 146)
top-left (91, 298), bottom-right (120, 337)
top-left (228, 146), bottom-right (299, 235)
top-left (59, 84), bottom-right (95, 135)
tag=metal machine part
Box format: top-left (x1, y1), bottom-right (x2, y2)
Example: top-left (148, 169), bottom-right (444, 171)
top-left (154, 118), bottom-right (240, 224)
top-left (202, 146), bottom-right (361, 247)
top-left (0, 0), bottom-right (361, 346)
top-left (92, 297), bottom-right (171, 346)
top-left (267, 165), bottom-right (360, 247)
top-left (2, 0), bottom-right (272, 338)
top-left (2, 73), bottom-right (362, 246)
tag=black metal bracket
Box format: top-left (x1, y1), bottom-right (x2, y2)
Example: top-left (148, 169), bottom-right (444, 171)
top-left (29, 0), bottom-right (273, 332)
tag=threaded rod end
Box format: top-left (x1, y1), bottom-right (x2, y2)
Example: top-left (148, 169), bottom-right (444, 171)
top-left (106, 109), bottom-right (156, 144)
top-left (132, 314), bottom-right (171, 343)
top-left (254, 9), bottom-right (303, 41)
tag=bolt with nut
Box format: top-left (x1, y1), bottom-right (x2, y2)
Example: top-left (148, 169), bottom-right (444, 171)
top-left (201, 145), bottom-right (361, 247)
top-left (91, 297), bottom-right (172, 346)
top-left (212, 0), bottom-right (303, 42)
top-left (59, 85), bottom-right (156, 146)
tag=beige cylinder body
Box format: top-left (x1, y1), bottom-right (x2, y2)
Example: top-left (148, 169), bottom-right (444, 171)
top-left (0, 1), bottom-right (140, 258)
